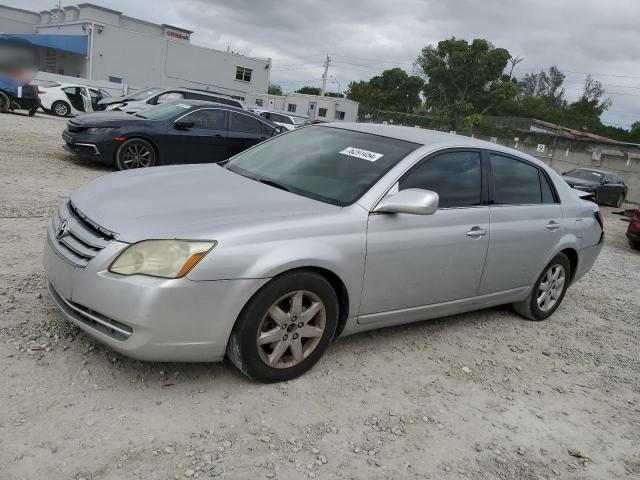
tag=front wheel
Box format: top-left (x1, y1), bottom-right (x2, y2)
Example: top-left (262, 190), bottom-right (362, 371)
top-left (115, 138), bottom-right (157, 170)
top-left (513, 253), bottom-right (571, 321)
top-left (227, 271), bottom-right (338, 382)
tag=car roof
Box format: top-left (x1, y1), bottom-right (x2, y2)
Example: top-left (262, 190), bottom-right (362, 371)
top-left (568, 167), bottom-right (610, 174)
top-left (319, 122), bottom-right (556, 168)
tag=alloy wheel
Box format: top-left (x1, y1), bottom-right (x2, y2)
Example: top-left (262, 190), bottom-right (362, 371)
top-left (54, 102), bottom-right (69, 116)
top-left (256, 290), bottom-right (326, 369)
top-left (616, 194), bottom-right (624, 208)
top-left (536, 264), bottom-right (565, 312)
top-left (120, 142), bottom-right (153, 168)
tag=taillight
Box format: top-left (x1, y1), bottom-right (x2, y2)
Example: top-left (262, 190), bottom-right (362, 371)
top-left (37, 88), bottom-right (46, 95)
top-left (595, 211), bottom-right (604, 231)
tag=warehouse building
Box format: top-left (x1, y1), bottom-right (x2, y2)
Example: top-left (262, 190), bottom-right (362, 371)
top-left (0, 3), bottom-right (271, 99)
top-left (247, 92), bottom-right (360, 123)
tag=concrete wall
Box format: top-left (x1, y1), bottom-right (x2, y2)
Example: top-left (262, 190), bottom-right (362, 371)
top-left (0, 5), bottom-right (39, 33)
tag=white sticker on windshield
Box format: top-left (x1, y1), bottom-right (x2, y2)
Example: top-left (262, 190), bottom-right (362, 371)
top-left (339, 147), bottom-right (383, 162)
top-left (176, 103), bottom-right (191, 109)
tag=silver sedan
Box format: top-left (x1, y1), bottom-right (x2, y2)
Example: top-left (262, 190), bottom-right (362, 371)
top-left (44, 124), bottom-right (604, 382)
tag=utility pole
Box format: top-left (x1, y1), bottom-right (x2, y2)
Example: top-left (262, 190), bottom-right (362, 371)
top-left (320, 55), bottom-right (330, 96)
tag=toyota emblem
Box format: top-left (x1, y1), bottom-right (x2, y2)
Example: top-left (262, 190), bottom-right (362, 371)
top-left (56, 219), bottom-right (69, 239)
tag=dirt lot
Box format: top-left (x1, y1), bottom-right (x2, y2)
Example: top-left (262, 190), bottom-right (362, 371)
top-left (1, 111), bottom-right (639, 480)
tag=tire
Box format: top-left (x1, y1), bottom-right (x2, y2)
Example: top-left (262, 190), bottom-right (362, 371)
top-left (630, 240), bottom-right (640, 251)
top-left (614, 193), bottom-right (624, 208)
top-left (513, 253), bottom-right (571, 321)
top-left (0, 91), bottom-right (9, 113)
top-left (51, 100), bottom-right (70, 117)
top-left (114, 138), bottom-right (157, 170)
top-left (28, 107), bottom-right (37, 117)
top-left (227, 270), bottom-right (339, 382)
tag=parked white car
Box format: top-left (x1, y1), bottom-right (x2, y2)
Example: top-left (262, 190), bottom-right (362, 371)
top-left (36, 82), bottom-right (111, 117)
top-left (252, 109), bottom-right (309, 131)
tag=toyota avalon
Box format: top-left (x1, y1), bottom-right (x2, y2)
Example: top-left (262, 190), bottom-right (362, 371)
top-left (44, 124), bottom-right (604, 382)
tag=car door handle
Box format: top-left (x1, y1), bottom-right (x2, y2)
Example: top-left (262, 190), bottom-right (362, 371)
top-left (466, 227), bottom-right (487, 237)
top-left (546, 221), bottom-right (560, 231)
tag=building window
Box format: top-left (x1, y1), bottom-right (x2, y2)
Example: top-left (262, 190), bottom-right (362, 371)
top-left (235, 66), bottom-right (252, 82)
top-left (335, 110), bottom-right (345, 120)
top-left (318, 107), bottom-right (327, 117)
top-left (287, 103), bottom-right (297, 113)
top-left (255, 99), bottom-right (263, 107)
top-left (109, 76), bottom-right (122, 84)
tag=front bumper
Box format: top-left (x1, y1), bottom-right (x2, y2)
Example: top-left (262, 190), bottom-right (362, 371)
top-left (44, 228), bottom-right (269, 362)
top-left (61, 130), bottom-right (117, 164)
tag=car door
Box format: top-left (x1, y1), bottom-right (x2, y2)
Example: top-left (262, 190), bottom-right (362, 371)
top-left (87, 88), bottom-right (104, 112)
top-left (61, 86), bottom-right (86, 113)
top-left (477, 152), bottom-right (563, 295)
top-left (359, 150), bottom-right (490, 319)
top-left (227, 112), bottom-right (268, 157)
top-left (165, 108), bottom-right (228, 164)
top-left (600, 174), bottom-right (623, 204)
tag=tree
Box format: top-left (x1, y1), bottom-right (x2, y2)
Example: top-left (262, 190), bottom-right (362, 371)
top-left (368, 68), bottom-right (424, 113)
top-left (518, 66), bottom-right (566, 104)
top-left (324, 92), bottom-right (344, 98)
top-left (416, 37), bottom-right (515, 128)
top-left (268, 85), bottom-right (282, 95)
top-left (346, 68), bottom-right (424, 116)
top-left (564, 75), bottom-right (612, 131)
top-left (295, 86), bottom-right (320, 95)
top-left (346, 80), bottom-right (382, 116)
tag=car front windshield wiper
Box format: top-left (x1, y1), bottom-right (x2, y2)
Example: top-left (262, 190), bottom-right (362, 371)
top-left (134, 113), bottom-right (147, 118)
top-left (258, 178), bottom-right (290, 192)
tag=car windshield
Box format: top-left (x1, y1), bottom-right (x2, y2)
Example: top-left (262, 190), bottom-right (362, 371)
top-left (127, 87), bottom-right (164, 101)
top-left (567, 169), bottom-right (604, 181)
top-left (291, 116), bottom-right (308, 125)
top-left (225, 126), bottom-right (419, 205)
top-left (136, 102), bottom-right (192, 120)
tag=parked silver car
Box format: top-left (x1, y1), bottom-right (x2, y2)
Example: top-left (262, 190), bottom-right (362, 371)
top-left (44, 124), bottom-right (604, 382)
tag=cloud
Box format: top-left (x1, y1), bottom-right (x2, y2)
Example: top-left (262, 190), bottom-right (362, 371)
top-left (5, 0), bottom-right (639, 127)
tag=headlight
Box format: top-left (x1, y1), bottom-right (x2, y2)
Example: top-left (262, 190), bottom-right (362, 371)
top-left (105, 102), bottom-right (126, 111)
top-left (109, 240), bottom-right (217, 278)
top-left (86, 127), bottom-right (117, 134)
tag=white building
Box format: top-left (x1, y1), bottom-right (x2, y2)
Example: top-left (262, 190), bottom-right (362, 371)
top-left (247, 92), bottom-right (360, 123)
top-left (0, 3), bottom-right (271, 99)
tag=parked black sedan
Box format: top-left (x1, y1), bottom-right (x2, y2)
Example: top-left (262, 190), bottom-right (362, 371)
top-left (61, 100), bottom-right (283, 170)
top-left (562, 168), bottom-right (627, 207)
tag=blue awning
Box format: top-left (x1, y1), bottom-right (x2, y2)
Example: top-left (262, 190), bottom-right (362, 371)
top-left (0, 33), bottom-right (87, 55)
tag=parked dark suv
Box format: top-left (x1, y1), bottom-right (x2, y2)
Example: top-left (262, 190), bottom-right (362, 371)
top-left (562, 168), bottom-right (627, 207)
top-left (62, 100), bottom-right (283, 170)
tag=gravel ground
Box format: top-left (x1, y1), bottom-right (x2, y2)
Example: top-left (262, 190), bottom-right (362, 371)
top-left (1, 111), bottom-right (639, 480)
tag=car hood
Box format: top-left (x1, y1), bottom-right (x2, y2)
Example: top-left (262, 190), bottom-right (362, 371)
top-left (70, 165), bottom-right (337, 242)
top-left (563, 176), bottom-right (600, 188)
top-left (97, 94), bottom-right (133, 106)
top-left (68, 111), bottom-right (151, 127)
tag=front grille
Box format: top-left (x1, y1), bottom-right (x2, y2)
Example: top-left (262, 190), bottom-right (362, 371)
top-left (48, 201), bottom-right (115, 267)
top-left (48, 282), bottom-right (132, 341)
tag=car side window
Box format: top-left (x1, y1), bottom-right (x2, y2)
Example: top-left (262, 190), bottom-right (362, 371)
top-left (490, 154), bottom-right (542, 205)
top-left (156, 92), bottom-right (184, 104)
top-left (183, 109), bottom-right (227, 130)
top-left (399, 151), bottom-right (482, 208)
top-left (540, 171), bottom-right (556, 203)
top-left (230, 112), bottom-right (263, 134)
top-left (604, 174), bottom-right (615, 184)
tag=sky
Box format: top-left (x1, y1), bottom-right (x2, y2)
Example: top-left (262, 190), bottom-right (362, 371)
top-left (7, 0), bottom-right (640, 128)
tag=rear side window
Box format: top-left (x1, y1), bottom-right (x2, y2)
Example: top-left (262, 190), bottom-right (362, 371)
top-left (540, 171), bottom-right (556, 203)
top-left (183, 109), bottom-right (227, 130)
top-left (230, 112), bottom-right (263, 134)
top-left (490, 154), bottom-right (543, 205)
top-left (399, 151), bottom-right (482, 208)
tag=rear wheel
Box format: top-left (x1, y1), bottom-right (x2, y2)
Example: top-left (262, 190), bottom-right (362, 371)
top-left (115, 138), bottom-right (157, 170)
top-left (513, 253), bottom-right (571, 321)
top-left (630, 239), bottom-right (640, 251)
top-left (227, 271), bottom-right (338, 382)
top-left (614, 193), bottom-right (624, 208)
top-left (52, 100), bottom-right (70, 117)
top-left (0, 91), bottom-right (10, 113)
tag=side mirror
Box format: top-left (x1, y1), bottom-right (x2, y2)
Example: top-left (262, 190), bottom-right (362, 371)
top-left (561, 172), bottom-right (567, 176)
top-left (373, 188), bottom-right (439, 215)
top-left (174, 120), bottom-right (194, 130)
